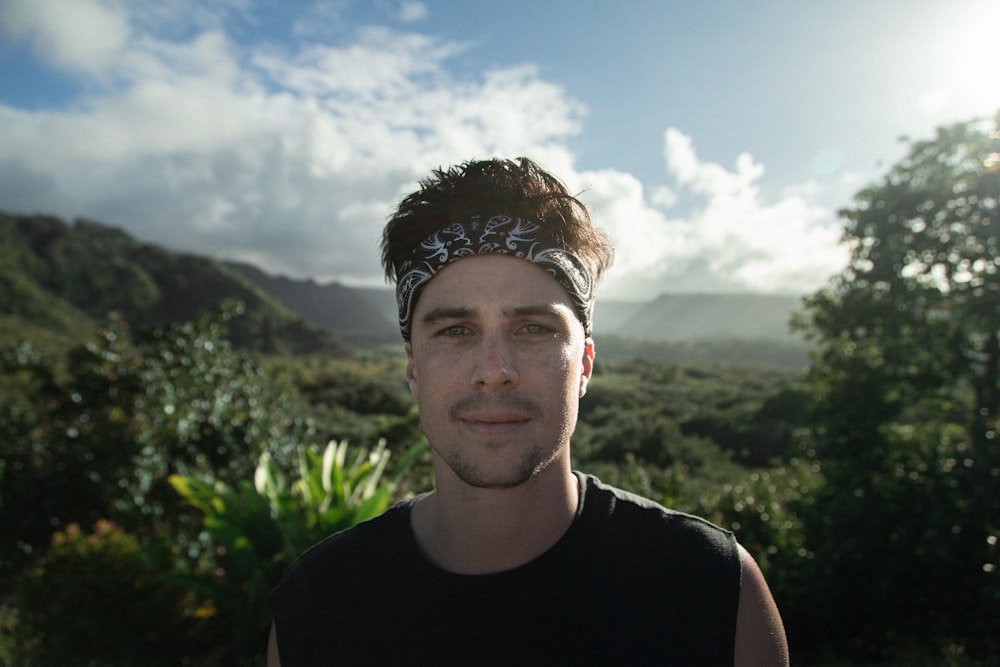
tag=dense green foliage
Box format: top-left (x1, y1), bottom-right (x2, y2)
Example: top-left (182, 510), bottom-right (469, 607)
top-left (0, 306), bottom-right (312, 582)
top-left (0, 308), bottom-right (426, 665)
top-left (12, 521), bottom-right (187, 667)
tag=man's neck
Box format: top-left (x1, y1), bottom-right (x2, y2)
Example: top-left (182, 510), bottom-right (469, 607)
top-left (410, 463), bottom-right (580, 575)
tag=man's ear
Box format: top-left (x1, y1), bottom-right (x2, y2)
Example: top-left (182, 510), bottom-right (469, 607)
top-left (579, 338), bottom-right (595, 398)
top-left (404, 342), bottom-right (417, 396)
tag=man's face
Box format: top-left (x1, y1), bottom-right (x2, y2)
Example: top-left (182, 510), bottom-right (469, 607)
top-left (405, 254), bottom-right (594, 490)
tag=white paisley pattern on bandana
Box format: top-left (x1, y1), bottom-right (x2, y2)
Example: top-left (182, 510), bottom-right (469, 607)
top-left (395, 214), bottom-right (596, 340)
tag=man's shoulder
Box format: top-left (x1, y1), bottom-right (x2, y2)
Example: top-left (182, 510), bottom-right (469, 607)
top-left (571, 474), bottom-right (742, 661)
top-left (268, 499), bottom-right (413, 617)
top-left (578, 473), bottom-right (736, 558)
top-left (293, 499), bottom-right (411, 570)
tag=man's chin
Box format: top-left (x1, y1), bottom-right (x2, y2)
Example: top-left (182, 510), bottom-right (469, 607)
top-left (445, 453), bottom-right (546, 490)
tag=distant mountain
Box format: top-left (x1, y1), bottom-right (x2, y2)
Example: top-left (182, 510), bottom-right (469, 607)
top-left (590, 294), bottom-right (808, 367)
top-left (596, 293), bottom-right (804, 342)
top-left (0, 211), bottom-right (351, 356)
top-left (225, 262), bottom-right (398, 345)
top-left (1, 209), bottom-right (812, 366)
top-left (352, 286), bottom-right (400, 325)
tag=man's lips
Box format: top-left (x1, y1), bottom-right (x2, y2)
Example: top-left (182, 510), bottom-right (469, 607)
top-left (459, 412), bottom-right (531, 425)
top-left (457, 414), bottom-right (531, 436)
top-left (448, 395), bottom-right (543, 423)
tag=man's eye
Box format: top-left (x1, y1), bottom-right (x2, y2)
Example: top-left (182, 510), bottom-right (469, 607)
top-left (439, 324), bottom-right (472, 337)
top-left (521, 323), bottom-right (556, 336)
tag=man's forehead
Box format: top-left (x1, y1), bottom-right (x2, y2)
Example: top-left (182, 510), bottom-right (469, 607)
top-left (412, 256), bottom-right (578, 319)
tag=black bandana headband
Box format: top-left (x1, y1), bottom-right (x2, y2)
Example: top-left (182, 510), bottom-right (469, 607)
top-left (395, 214), bottom-right (596, 341)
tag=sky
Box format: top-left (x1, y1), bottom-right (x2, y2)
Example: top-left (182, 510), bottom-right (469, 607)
top-left (1, 0), bottom-right (998, 301)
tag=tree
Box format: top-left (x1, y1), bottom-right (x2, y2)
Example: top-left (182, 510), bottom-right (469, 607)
top-left (802, 111), bottom-right (999, 443)
top-left (794, 112), bottom-right (999, 662)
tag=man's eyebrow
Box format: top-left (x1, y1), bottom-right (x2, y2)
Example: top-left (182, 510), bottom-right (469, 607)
top-left (420, 306), bottom-right (476, 324)
top-left (508, 303), bottom-right (569, 319)
top-left (419, 303), bottom-right (569, 324)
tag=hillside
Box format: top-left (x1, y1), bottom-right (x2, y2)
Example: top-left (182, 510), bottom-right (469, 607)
top-left (0, 212), bottom-right (350, 356)
top-left (596, 292), bottom-right (803, 341)
top-left (591, 294), bottom-right (808, 367)
top-left (225, 261), bottom-right (398, 346)
top-left (1, 210), bottom-right (812, 366)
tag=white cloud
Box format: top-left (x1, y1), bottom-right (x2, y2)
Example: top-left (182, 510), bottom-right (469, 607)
top-left (396, 1), bottom-right (429, 23)
top-left (650, 186), bottom-right (677, 210)
top-left (0, 4), bottom-right (849, 301)
top-left (0, 15), bottom-right (585, 285)
top-left (571, 169), bottom-right (689, 279)
top-left (0, 0), bottom-right (131, 74)
top-left (630, 127), bottom-right (849, 296)
top-left (528, 129), bottom-right (849, 300)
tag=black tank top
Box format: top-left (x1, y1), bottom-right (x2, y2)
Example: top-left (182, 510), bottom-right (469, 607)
top-left (269, 473), bottom-right (740, 666)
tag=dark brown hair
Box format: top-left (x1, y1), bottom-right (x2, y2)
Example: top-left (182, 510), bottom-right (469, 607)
top-left (380, 157), bottom-right (614, 284)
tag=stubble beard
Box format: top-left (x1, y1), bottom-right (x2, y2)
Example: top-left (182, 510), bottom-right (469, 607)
top-left (438, 440), bottom-right (560, 490)
top-left (432, 393), bottom-right (575, 490)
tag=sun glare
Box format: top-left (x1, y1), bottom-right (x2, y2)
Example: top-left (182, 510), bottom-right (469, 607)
top-left (931, 2), bottom-right (1000, 118)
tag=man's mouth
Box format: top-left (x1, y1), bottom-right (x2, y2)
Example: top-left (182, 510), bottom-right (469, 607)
top-left (455, 411), bottom-right (533, 436)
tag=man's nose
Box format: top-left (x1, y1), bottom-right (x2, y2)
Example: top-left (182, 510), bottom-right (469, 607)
top-left (472, 334), bottom-right (518, 389)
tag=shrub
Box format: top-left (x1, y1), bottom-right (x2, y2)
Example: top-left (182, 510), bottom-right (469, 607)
top-left (0, 306), bottom-right (316, 585)
top-left (12, 521), bottom-right (187, 667)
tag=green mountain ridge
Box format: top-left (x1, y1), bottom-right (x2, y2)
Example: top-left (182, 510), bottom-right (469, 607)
top-left (1, 211), bottom-right (812, 366)
top-left (596, 292), bottom-right (804, 341)
top-left (0, 211), bottom-right (350, 356)
top-left (224, 261), bottom-right (399, 346)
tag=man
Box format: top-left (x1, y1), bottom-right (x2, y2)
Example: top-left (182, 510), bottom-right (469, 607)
top-left (268, 158), bottom-right (788, 666)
